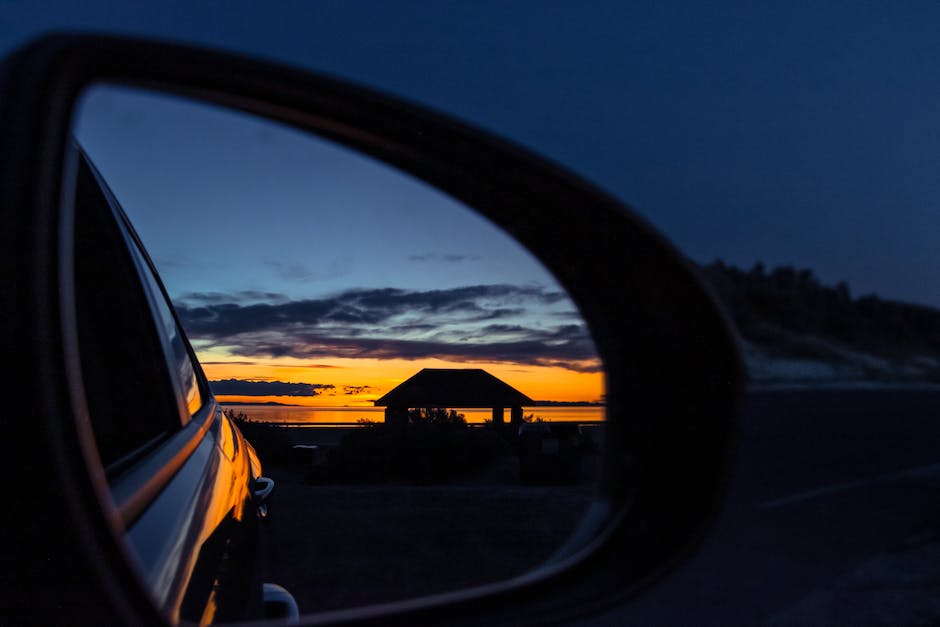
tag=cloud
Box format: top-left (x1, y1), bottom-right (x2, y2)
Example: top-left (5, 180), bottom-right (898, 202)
top-left (200, 360), bottom-right (258, 366)
top-left (177, 284), bottom-right (566, 336)
top-left (176, 284), bottom-right (600, 373)
top-left (155, 255), bottom-right (193, 269)
top-left (551, 310), bottom-right (584, 320)
top-left (201, 360), bottom-right (341, 369)
top-left (388, 322), bottom-right (438, 334)
top-left (265, 260), bottom-right (319, 282)
top-left (209, 378), bottom-right (335, 396)
top-left (201, 327), bottom-right (600, 373)
top-left (408, 253), bottom-right (482, 263)
top-left (180, 290), bottom-right (288, 304)
top-left (342, 385), bottom-right (375, 395)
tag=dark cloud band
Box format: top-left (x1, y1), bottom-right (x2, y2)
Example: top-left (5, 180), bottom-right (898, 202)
top-left (210, 378), bottom-right (334, 396)
top-left (177, 285), bottom-right (600, 372)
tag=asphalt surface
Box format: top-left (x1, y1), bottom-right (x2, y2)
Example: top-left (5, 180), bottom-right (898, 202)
top-left (581, 387), bottom-right (940, 626)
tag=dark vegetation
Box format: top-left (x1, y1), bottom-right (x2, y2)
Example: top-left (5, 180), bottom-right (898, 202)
top-left (228, 408), bottom-right (513, 484)
top-left (227, 407), bottom-right (592, 485)
top-left (700, 261), bottom-right (940, 380)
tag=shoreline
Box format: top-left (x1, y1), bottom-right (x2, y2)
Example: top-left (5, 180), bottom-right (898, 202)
top-left (228, 420), bottom-right (607, 428)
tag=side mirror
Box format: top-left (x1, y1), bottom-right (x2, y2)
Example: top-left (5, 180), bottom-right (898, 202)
top-left (0, 34), bottom-right (743, 625)
top-left (253, 476), bottom-right (275, 519)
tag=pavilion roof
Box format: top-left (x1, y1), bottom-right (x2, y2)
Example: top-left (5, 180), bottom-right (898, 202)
top-left (374, 368), bottom-right (534, 408)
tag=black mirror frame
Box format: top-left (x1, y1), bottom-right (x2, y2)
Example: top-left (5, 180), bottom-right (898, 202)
top-left (0, 34), bottom-right (744, 626)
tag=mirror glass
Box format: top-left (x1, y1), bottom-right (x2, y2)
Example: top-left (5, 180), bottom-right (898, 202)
top-left (69, 84), bottom-right (605, 619)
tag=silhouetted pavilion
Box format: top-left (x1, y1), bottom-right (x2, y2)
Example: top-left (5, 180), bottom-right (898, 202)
top-left (374, 368), bottom-right (534, 427)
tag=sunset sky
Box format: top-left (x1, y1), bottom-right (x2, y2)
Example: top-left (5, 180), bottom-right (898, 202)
top-left (74, 85), bottom-right (604, 406)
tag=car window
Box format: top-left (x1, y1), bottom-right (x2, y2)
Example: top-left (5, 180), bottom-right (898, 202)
top-left (73, 152), bottom-right (183, 474)
top-left (132, 237), bottom-right (205, 421)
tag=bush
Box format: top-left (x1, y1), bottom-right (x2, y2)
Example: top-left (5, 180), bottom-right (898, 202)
top-left (407, 407), bottom-right (466, 426)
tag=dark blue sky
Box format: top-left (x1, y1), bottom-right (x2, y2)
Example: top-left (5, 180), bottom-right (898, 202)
top-left (3, 1), bottom-right (939, 306)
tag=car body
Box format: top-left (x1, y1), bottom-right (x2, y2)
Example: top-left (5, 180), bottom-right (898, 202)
top-left (71, 144), bottom-right (280, 623)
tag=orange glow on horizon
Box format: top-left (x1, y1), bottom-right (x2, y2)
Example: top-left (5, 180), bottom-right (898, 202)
top-left (200, 353), bottom-right (603, 407)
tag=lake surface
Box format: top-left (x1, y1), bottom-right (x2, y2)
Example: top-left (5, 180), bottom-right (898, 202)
top-left (221, 404), bottom-right (604, 425)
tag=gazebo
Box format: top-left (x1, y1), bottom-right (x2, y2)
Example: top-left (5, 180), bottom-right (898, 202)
top-left (374, 368), bottom-right (534, 427)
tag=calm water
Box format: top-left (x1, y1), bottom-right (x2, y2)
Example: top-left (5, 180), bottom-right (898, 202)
top-left (222, 404), bottom-right (604, 425)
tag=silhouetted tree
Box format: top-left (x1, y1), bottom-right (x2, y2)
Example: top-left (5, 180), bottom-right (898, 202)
top-left (408, 407), bottom-right (466, 426)
top-left (698, 259), bottom-right (940, 372)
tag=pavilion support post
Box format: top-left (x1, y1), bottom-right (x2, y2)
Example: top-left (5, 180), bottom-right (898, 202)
top-left (510, 406), bottom-right (523, 429)
top-left (492, 406), bottom-right (504, 425)
top-left (385, 406), bottom-right (408, 429)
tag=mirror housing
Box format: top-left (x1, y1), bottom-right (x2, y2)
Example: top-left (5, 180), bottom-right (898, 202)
top-left (0, 34), bottom-right (743, 625)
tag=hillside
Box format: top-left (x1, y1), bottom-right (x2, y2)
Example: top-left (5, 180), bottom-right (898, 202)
top-left (699, 261), bottom-right (940, 385)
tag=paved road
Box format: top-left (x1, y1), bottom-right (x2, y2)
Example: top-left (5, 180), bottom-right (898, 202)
top-left (582, 388), bottom-right (940, 625)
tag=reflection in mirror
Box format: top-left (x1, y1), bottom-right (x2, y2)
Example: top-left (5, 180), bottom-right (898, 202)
top-left (70, 84), bottom-right (606, 619)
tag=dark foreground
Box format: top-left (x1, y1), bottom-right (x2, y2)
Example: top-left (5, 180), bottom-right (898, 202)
top-left (256, 421), bottom-right (599, 614)
top-left (583, 387), bottom-right (940, 626)
top-left (261, 470), bottom-right (592, 613)
top-left (258, 388), bottom-right (940, 623)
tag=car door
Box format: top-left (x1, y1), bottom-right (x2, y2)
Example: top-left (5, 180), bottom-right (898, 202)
top-left (72, 146), bottom-right (264, 623)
